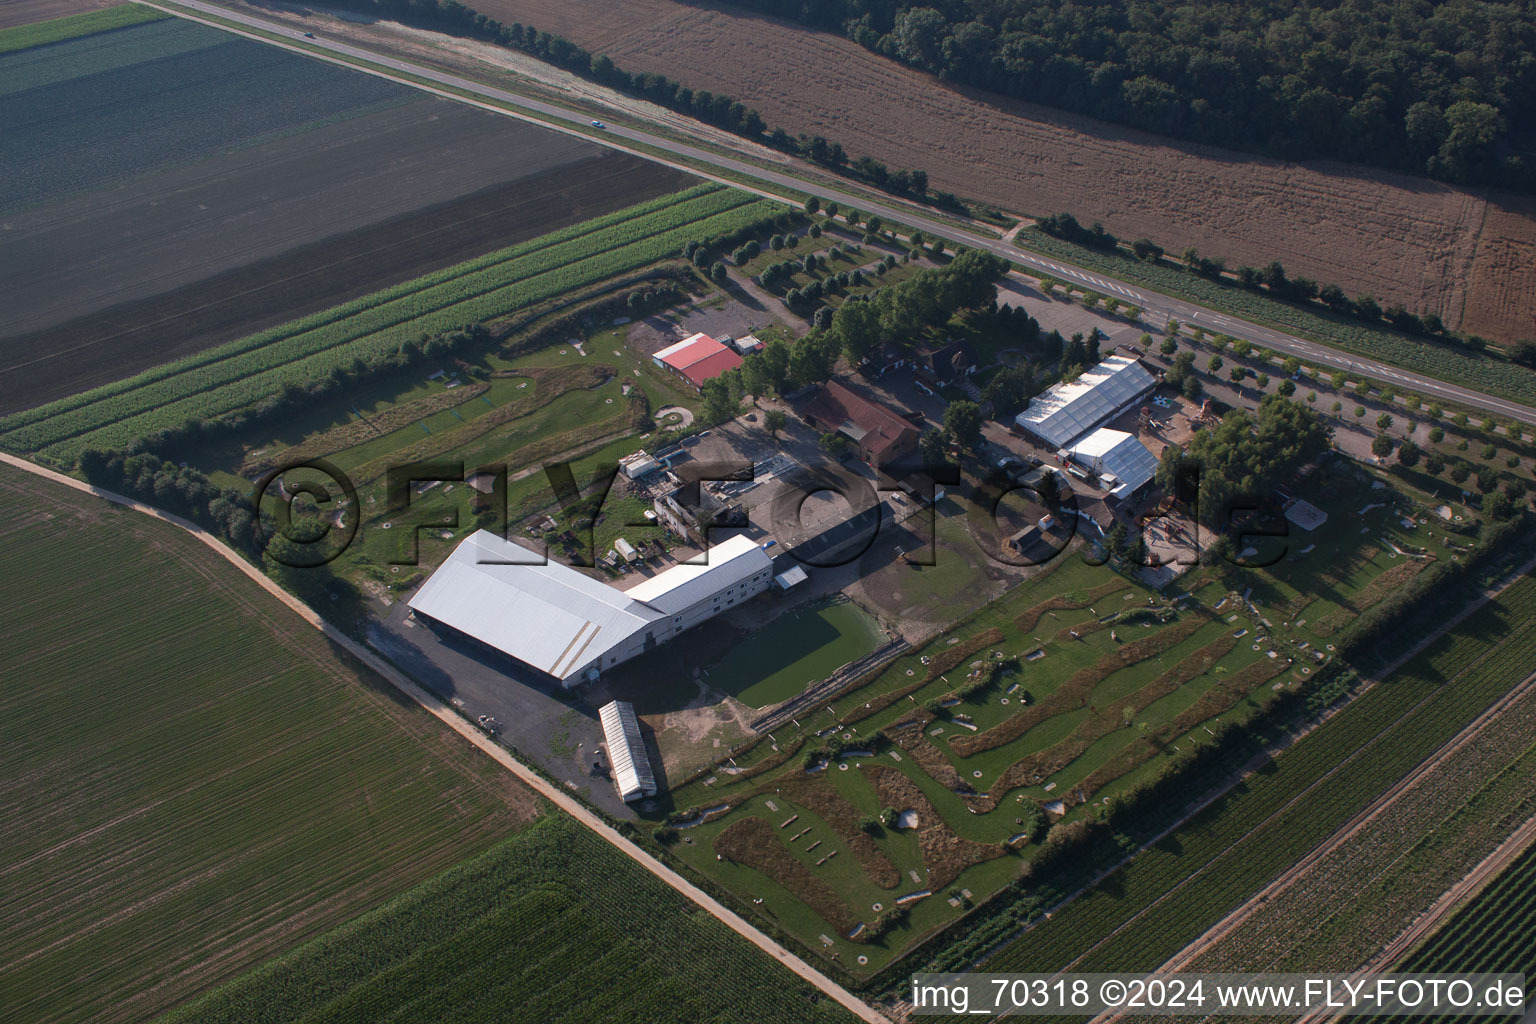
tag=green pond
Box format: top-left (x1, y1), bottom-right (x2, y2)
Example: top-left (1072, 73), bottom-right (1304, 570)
top-left (706, 598), bottom-right (884, 708)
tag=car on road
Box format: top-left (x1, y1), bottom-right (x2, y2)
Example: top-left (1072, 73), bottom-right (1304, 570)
top-left (303, 32), bottom-right (315, 38)
top-left (590, 120), bottom-right (606, 129)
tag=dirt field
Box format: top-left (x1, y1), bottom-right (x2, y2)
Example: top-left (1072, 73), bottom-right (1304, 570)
top-left (0, 0), bottom-right (114, 29)
top-left (435, 0), bottom-right (1536, 343)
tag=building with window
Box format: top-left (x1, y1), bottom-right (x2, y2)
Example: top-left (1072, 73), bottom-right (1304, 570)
top-left (407, 530), bottom-right (772, 687)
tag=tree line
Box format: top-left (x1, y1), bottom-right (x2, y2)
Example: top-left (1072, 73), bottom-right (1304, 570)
top-left (1041, 211), bottom-right (1520, 356)
top-left (321, 0), bottom-right (959, 208)
top-left (714, 0), bottom-right (1536, 192)
top-left (695, 248), bottom-right (1009, 423)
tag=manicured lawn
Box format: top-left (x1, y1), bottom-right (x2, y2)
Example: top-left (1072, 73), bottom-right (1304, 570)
top-left (709, 597), bottom-right (886, 707)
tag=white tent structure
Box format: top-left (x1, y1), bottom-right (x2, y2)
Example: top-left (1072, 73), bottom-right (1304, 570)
top-left (599, 700), bottom-right (657, 802)
top-left (1066, 428), bottom-right (1158, 499)
top-left (1015, 355), bottom-right (1156, 449)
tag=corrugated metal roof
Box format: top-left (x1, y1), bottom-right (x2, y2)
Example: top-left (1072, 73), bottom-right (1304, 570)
top-left (1015, 355), bottom-right (1155, 449)
top-left (625, 534), bottom-right (770, 614)
top-left (1068, 428), bottom-right (1158, 498)
top-left (599, 700), bottom-right (656, 801)
top-left (654, 332), bottom-right (716, 363)
top-left (679, 348), bottom-right (743, 387)
top-left (407, 531), bottom-right (660, 680)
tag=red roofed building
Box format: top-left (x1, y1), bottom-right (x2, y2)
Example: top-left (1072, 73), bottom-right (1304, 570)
top-left (652, 332), bottom-right (742, 389)
top-left (803, 380), bottom-right (920, 468)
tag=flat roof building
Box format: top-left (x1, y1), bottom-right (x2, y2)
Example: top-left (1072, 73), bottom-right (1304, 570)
top-left (408, 530), bottom-right (772, 686)
top-left (1015, 354), bottom-right (1156, 449)
top-left (599, 700), bottom-right (657, 802)
top-left (653, 332), bottom-right (743, 389)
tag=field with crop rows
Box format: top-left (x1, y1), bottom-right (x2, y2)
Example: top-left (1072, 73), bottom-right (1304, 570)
top-left (155, 814), bottom-right (857, 1024)
top-left (0, 12), bottom-right (693, 414)
top-left (1018, 229), bottom-right (1536, 408)
top-left (0, 3), bottom-right (162, 52)
top-left (0, 184), bottom-right (779, 459)
top-left (0, 17), bottom-right (411, 211)
top-left (0, 464), bottom-right (538, 1024)
top-left (1377, 842), bottom-right (1536, 1024)
top-left (978, 571), bottom-right (1536, 976)
top-left (1176, 675), bottom-right (1536, 975)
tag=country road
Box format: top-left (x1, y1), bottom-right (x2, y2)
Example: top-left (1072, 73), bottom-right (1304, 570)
top-left (0, 453), bottom-right (892, 1024)
top-left (143, 0), bottom-right (1536, 427)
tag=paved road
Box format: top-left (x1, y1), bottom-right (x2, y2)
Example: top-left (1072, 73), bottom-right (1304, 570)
top-left (147, 0), bottom-right (1536, 427)
top-left (0, 453), bottom-right (891, 1024)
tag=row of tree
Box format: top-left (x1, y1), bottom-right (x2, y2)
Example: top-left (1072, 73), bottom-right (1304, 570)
top-left (696, 249), bottom-right (1009, 424)
top-left (722, 0), bottom-right (1535, 191)
top-left (1042, 214), bottom-right (1509, 354)
top-left (322, 0), bottom-right (955, 208)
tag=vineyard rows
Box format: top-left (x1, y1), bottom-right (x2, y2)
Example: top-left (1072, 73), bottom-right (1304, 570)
top-left (1367, 841), bottom-right (1536, 1023)
top-left (1402, 843), bottom-right (1536, 971)
top-left (157, 816), bottom-right (858, 1024)
top-left (1185, 687), bottom-right (1536, 974)
top-left (981, 574), bottom-right (1536, 976)
top-left (3, 187), bottom-right (777, 458)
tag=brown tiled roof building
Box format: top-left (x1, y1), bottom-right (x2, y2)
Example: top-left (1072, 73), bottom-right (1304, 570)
top-left (803, 380), bottom-right (920, 468)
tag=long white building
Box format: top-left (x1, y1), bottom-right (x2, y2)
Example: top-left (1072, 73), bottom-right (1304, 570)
top-left (1015, 354), bottom-right (1156, 449)
top-left (599, 700), bottom-right (657, 803)
top-left (408, 530), bottom-right (772, 686)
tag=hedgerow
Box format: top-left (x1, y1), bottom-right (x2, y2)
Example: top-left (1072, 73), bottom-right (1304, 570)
top-left (1, 187), bottom-right (787, 460)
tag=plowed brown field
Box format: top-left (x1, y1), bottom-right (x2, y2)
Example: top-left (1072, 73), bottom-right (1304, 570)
top-left (467, 0), bottom-right (1536, 342)
top-left (0, 0), bottom-right (113, 29)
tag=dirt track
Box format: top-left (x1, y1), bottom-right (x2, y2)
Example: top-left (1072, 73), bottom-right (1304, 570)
top-left (458, 0), bottom-right (1535, 344)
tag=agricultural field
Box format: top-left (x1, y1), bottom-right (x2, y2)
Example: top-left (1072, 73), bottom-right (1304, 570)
top-left (0, 2), bottom-right (160, 45)
top-left (1381, 840), bottom-right (1536, 1020)
top-left (0, 462), bottom-right (538, 1024)
top-left (0, 10), bottom-right (693, 413)
top-left (155, 815), bottom-right (858, 1024)
top-left (448, 0), bottom-right (1536, 343)
top-left (0, 182), bottom-right (777, 459)
top-left (642, 459), bottom-right (1468, 973)
top-left (1023, 232), bottom-right (1536, 409)
top-left (1169, 657), bottom-right (1536, 975)
top-left (976, 568), bottom-right (1536, 979)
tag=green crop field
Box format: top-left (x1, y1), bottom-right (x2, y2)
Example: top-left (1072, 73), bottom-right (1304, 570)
top-left (0, 464), bottom-right (537, 1024)
top-left (0, 16), bottom-right (414, 214)
top-left (0, 183), bottom-right (780, 460)
top-left (647, 460), bottom-right (1464, 972)
top-left (0, 4), bottom-right (167, 54)
top-left (155, 814), bottom-right (858, 1024)
top-left (1372, 841), bottom-right (1536, 1024)
top-left (1018, 229), bottom-right (1536, 408)
top-left (979, 569), bottom-right (1536, 978)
